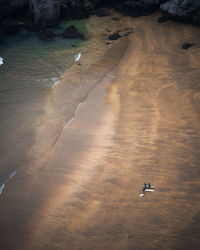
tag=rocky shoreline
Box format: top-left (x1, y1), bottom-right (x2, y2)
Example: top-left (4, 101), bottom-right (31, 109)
top-left (0, 0), bottom-right (200, 41)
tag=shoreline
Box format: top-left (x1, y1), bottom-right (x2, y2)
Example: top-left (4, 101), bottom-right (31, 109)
top-left (0, 12), bottom-right (125, 180)
top-left (0, 36), bottom-right (128, 250)
top-left (26, 31), bottom-right (128, 161)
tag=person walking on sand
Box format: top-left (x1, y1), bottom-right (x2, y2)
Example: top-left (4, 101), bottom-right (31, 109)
top-left (148, 182), bottom-right (151, 188)
top-left (143, 182), bottom-right (147, 191)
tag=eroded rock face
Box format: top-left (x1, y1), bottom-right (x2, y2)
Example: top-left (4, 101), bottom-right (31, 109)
top-left (160, 0), bottom-right (200, 25)
top-left (1, 0), bottom-right (200, 34)
top-left (61, 0), bottom-right (161, 19)
top-left (29, 0), bottom-right (60, 28)
top-left (60, 0), bottom-right (98, 20)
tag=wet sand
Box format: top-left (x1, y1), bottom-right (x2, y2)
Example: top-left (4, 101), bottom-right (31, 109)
top-left (0, 13), bottom-right (200, 250)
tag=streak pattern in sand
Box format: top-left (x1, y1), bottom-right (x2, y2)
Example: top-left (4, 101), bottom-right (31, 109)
top-left (0, 13), bottom-right (200, 250)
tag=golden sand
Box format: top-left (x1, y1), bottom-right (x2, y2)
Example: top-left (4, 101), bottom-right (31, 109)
top-left (0, 13), bottom-right (200, 250)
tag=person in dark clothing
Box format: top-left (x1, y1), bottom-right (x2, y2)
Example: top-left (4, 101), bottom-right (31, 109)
top-left (148, 183), bottom-right (151, 188)
top-left (143, 182), bottom-right (147, 191)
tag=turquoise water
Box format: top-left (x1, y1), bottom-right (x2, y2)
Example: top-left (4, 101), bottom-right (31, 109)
top-left (0, 31), bottom-right (83, 89)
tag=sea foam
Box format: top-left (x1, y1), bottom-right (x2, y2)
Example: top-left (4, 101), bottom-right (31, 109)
top-left (75, 53), bottom-right (81, 62)
top-left (63, 102), bottom-right (82, 129)
top-left (0, 170), bottom-right (16, 195)
top-left (0, 184), bottom-right (5, 194)
top-left (37, 76), bottom-right (61, 88)
top-left (0, 57), bottom-right (3, 66)
top-left (50, 77), bottom-right (60, 88)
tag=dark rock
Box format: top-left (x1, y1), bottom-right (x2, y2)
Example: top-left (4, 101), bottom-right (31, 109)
top-left (95, 8), bottom-right (110, 17)
top-left (124, 27), bottom-right (133, 31)
top-left (158, 13), bottom-right (170, 23)
top-left (108, 32), bottom-right (121, 41)
top-left (62, 25), bottom-right (85, 40)
top-left (1, 0), bottom-right (200, 33)
top-left (114, 1), bottom-right (160, 18)
top-left (29, 0), bottom-right (60, 28)
top-left (0, 0), bottom-right (29, 22)
top-left (61, 1), bottom-right (90, 21)
top-left (39, 29), bottom-right (56, 39)
top-left (9, 0), bottom-right (29, 19)
top-left (160, 0), bottom-right (200, 26)
top-left (123, 31), bottom-right (133, 37)
top-left (1, 18), bottom-right (23, 34)
top-left (60, 0), bottom-right (96, 20)
top-left (192, 9), bottom-right (200, 26)
top-left (105, 29), bottom-right (111, 32)
top-left (113, 17), bottom-right (119, 21)
top-left (182, 42), bottom-right (195, 50)
top-left (0, 36), bottom-right (4, 44)
top-left (63, 7), bottom-right (90, 21)
top-left (106, 42), bottom-right (110, 45)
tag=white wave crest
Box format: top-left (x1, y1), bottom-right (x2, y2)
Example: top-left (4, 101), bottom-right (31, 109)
top-left (8, 170), bottom-right (16, 179)
top-left (50, 77), bottom-right (60, 88)
top-left (0, 169), bottom-right (17, 195)
top-left (37, 76), bottom-right (61, 88)
top-left (75, 53), bottom-right (81, 62)
top-left (0, 57), bottom-right (3, 66)
top-left (63, 102), bottom-right (82, 129)
top-left (0, 184), bottom-right (5, 194)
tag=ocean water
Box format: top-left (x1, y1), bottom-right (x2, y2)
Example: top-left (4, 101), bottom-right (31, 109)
top-left (0, 16), bottom-right (112, 192)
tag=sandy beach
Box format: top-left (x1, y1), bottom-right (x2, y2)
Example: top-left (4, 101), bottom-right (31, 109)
top-left (0, 13), bottom-right (200, 250)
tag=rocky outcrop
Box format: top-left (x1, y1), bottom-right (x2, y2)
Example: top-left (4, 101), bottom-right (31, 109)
top-left (60, 0), bottom-right (94, 20)
top-left (61, 25), bottom-right (85, 40)
top-left (29, 0), bottom-right (60, 28)
top-left (112, 0), bottom-right (200, 25)
top-left (114, 0), bottom-right (161, 17)
top-left (182, 42), bottom-right (195, 49)
top-left (160, 0), bottom-right (200, 26)
top-left (60, 0), bottom-right (161, 19)
top-left (1, 0), bottom-right (200, 35)
top-left (95, 7), bottom-right (110, 17)
top-left (108, 32), bottom-right (121, 41)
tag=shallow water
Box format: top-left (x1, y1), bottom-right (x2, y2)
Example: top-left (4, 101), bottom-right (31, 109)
top-left (0, 15), bottom-right (113, 186)
top-left (0, 32), bottom-right (78, 181)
